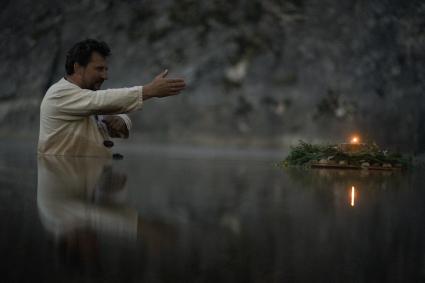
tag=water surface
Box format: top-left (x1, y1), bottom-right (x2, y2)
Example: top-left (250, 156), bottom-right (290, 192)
top-left (0, 140), bottom-right (424, 282)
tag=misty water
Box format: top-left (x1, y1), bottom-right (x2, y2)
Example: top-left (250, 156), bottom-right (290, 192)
top-left (1, 140), bottom-right (425, 282)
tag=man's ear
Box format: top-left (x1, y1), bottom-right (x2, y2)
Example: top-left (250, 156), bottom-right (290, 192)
top-left (74, 63), bottom-right (84, 76)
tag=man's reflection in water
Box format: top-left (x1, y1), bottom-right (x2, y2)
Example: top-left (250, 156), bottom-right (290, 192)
top-left (37, 156), bottom-right (175, 270)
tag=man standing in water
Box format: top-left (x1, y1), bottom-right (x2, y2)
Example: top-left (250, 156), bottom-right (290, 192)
top-left (38, 39), bottom-right (186, 157)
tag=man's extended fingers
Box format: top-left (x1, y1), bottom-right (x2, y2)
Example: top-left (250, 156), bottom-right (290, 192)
top-left (170, 87), bottom-right (185, 92)
top-left (168, 82), bottom-right (186, 88)
top-left (168, 81), bottom-right (186, 85)
top-left (169, 85), bottom-right (186, 90)
top-left (165, 79), bottom-right (185, 83)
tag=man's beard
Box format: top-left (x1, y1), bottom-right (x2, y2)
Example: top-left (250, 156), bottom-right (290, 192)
top-left (87, 80), bottom-right (104, 90)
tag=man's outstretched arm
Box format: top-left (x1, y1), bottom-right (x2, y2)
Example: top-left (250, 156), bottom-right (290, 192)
top-left (54, 69), bottom-right (186, 117)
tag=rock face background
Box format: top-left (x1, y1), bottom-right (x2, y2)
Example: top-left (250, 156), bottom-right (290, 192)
top-left (1, 0), bottom-right (425, 152)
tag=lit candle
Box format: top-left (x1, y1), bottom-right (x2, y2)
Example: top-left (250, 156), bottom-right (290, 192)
top-left (350, 136), bottom-right (359, 144)
top-left (339, 135), bottom-right (366, 153)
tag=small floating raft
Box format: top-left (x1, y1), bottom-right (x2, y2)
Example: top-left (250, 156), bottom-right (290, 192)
top-left (281, 140), bottom-right (411, 171)
top-left (310, 162), bottom-right (402, 171)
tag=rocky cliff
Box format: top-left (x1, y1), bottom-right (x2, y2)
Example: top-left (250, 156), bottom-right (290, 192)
top-left (1, 0), bottom-right (424, 151)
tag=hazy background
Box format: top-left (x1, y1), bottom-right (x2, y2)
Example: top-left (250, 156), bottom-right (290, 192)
top-left (1, 0), bottom-right (424, 152)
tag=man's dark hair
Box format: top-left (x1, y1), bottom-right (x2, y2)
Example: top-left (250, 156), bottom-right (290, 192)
top-left (65, 39), bottom-right (111, 75)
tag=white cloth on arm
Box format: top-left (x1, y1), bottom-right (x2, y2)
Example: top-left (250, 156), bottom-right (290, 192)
top-left (97, 114), bottom-right (132, 138)
top-left (117, 114), bottom-right (132, 130)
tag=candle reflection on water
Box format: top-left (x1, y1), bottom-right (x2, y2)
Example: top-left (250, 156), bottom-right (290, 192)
top-left (351, 186), bottom-right (356, 207)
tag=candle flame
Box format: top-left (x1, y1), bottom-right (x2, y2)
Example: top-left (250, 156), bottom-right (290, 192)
top-left (350, 186), bottom-right (355, 207)
top-left (350, 136), bottom-right (360, 144)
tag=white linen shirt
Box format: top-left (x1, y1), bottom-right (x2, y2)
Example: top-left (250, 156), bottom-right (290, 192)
top-left (38, 78), bottom-right (143, 157)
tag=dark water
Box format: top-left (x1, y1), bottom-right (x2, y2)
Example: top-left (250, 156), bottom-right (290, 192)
top-left (1, 141), bottom-right (425, 283)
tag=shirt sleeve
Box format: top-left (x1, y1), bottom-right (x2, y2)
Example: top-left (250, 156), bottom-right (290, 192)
top-left (51, 86), bottom-right (144, 117)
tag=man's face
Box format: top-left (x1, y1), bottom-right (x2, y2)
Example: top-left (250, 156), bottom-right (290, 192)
top-left (80, 52), bottom-right (108, 90)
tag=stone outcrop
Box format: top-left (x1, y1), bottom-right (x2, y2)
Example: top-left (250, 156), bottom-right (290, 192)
top-left (1, 0), bottom-right (424, 151)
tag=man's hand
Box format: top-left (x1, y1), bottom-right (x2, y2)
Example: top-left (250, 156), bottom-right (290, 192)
top-left (102, 116), bottom-right (129, 138)
top-left (142, 69), bottom-right (186, 100)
